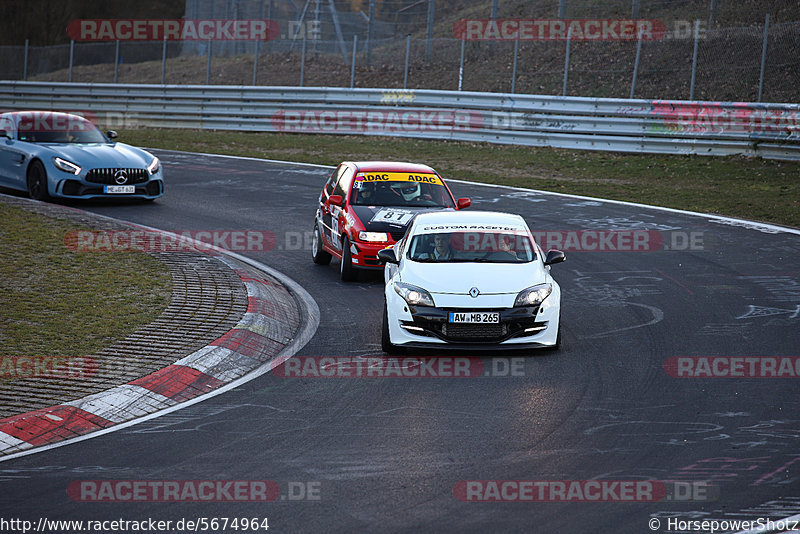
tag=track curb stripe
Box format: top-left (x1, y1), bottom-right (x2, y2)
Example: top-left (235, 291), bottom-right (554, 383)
top-left (130, 365), bottom-right (225, 401)
top-left (174, 346), bottom-right (262, 383)
top-left (0, 405), bottom-right (114, 448)
top-left (0, 228), bottom-right (307, 459)
top-left (65, 385), bottom-right (176, 424)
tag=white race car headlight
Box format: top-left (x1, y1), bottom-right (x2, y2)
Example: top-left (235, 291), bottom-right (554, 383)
top-left (514, 283), bottom-right (552, 307)
top-left (147, 157), bottom-right (160, 175)
top-left (53, 157), bottom-right (81, 175)
top-left (358, 231), bottom-right (389, 243)
top-left (393, 282), bottom-right (435, 307)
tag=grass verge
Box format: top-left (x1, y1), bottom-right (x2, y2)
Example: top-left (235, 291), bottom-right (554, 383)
top-left (119, 129), bottom-right (800, 229)
top-left (0, 202), bottom-right (172, 358)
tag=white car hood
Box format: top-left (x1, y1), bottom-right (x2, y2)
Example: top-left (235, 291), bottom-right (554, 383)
top-left (400, 260), bottom-right (547, 295)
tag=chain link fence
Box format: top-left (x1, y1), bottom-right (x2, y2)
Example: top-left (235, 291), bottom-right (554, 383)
top-left (0, 8), bottom-right (797, 102)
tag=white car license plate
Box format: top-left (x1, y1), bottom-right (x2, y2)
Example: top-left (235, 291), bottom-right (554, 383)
top-left (104, 185), bottom-right (135, 194)
top-left (448, 312), bottom-right (500, 324)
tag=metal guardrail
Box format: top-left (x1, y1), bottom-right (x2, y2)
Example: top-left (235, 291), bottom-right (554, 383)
top-left (1, 81), bottom-right (798, 160)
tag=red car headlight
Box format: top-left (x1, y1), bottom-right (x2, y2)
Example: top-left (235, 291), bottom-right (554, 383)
top-left (358, 231), bottom-right (390, 243)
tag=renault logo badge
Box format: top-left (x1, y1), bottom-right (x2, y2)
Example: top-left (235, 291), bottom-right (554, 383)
top-left (469, 287), bottom-right (480, 298)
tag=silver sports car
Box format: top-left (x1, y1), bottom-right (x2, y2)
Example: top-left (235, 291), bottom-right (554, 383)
top-left (0, 111), bottom-right (164, 201)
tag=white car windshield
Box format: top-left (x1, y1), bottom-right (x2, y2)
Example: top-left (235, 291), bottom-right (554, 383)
top-left (408, 231), bottom-right (536, 263)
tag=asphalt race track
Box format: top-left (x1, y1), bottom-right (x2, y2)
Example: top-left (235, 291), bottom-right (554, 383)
top-left (1, 149), bottom-right (799, 533)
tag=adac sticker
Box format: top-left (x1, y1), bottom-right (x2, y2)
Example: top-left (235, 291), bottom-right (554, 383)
top-left (355, 172), bottom-right (443, 186)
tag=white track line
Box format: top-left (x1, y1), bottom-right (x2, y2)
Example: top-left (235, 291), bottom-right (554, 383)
top-left (150, 148), bottom-right (800, 235)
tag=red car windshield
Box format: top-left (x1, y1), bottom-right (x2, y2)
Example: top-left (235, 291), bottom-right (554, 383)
top-left (350, 173), bottom-right (455, 208)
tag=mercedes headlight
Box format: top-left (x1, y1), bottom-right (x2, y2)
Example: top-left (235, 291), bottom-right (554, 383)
top-left (53, 157), bottom-right (81, 175)
top-left (147, 157), bottom-right (160, 175)
top-left (393, 282), bottom-right (435, 307)
top-left (514, 283), bottom-right (552, 307)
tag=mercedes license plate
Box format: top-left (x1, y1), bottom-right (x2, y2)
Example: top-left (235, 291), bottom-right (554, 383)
top-left (104, 185), bottom-right (135, 194)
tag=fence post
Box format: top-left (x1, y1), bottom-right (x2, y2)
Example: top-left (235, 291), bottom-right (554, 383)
top-left (708, 0), bottom-right (718, 25)
top-left (758, 13), bottom-right (770, 102)
top-left (161, 36), bottom-right (167, 84)
top-left (403, 35), bottom-right (411, 89)
top-left (314, 0), bottom-right (321, 56)
top-left (631, 0), bottom-right (640, 19)
top-left (328, 0), bottom-right (349, 64)
top-left (558, 0), bottom-right (566, 19)
top-left (489, 0), bottom-right (499, 54)
top-left (562, 26), bottom-right (572, 96)
top-left (367, 0), bottom-right (375, 67)
top-left (350, 35), bottom-right (358, 88)
top-left (267, 0), bottom-right (273, 54)
top-left (511, 38), bottom-right (519, 94)
top-left (426, 0), bottom-right (435, 61)
top-left (23, 39), bottom-right (28, 81)
top-left (252, 40), bottom-right (260, 85)
top-left (114, 40), bottom-right (120, 83)
top-left (458, 36), bottom-right (465, 91)
top-left (206, 40), bottom-right (212, 84)
top-left (689, 19), bottom-right (700, 100)
top-left (300, 33), bottom-right (307, 87)
top-left (290, 0), bottom-right (312, 52)
top-left (630, 30), bottom-right (642, 98)
top-left (68, 40), bottom-right (74, 82)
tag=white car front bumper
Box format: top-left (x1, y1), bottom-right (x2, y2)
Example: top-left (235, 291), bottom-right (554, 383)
top-left (384, 284), bottom-right (561, 349)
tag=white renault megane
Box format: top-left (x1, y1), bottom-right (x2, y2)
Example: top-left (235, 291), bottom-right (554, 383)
top-left (378, 211), bottom-right (565, 353)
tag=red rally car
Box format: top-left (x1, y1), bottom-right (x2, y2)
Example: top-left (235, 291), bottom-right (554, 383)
top-left (312, 161), bottom-right (471, 281)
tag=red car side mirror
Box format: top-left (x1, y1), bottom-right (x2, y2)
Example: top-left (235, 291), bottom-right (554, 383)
top-left (328, 194), bottom-right (344, 206)
top-left (457, 197), bottom-right (471, 209)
